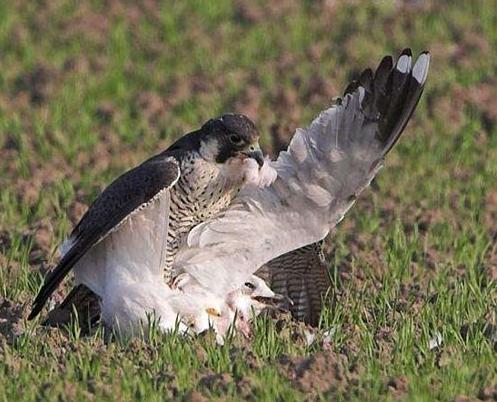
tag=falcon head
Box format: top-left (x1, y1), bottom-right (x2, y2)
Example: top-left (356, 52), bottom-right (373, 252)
top-left (198, 113), bottom-right (264, 167)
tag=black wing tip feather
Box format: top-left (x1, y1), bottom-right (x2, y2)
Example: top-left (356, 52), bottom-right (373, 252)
top-left (28, 302), bottom-right (45, 320)
top-left (342, 48), bottom-right (430, 154)
top-left (342, 48), bottom-right (430, 96)
top-left (378, 55), bottom-right (393, 71)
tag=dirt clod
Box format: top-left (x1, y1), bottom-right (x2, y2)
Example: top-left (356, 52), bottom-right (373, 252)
top-left (183, 390), bottom-right (209, 402)
top-left (199, 372), bottom-right (233, 393)
top-left (134, 91), bottom-right (168, 127)
top-left (280, 351), bottom-right (351, 395)
top-left (479, 387), bottom-right (497, 401)
top-left (15, 64), bottom-right (59, 104)
top-left (0, 298), bottom-right (25, 344)
top-left (387, 376), bottom-right (409, 399)
top-left (68, 200), bottom-right (88, 226)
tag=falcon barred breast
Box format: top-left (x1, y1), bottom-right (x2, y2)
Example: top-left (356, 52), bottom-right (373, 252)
top-left (256, 241), bottom-right (330, 326)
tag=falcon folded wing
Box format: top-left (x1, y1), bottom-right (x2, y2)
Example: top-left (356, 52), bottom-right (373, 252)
top-left (28, 155), bottom-right (180, 319)
top-left (174, 49), bottom-right (430, 297)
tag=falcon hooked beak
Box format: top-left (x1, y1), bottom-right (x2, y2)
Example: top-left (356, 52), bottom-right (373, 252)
top-left (241, 143), bottom-right (264, 167)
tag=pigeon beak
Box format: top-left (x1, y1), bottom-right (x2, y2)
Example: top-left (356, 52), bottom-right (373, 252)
top-left (253, 293), bottom-right (293, 307)
top-left (242, 144), bottom-right (264, 167)
top-left (273, 293), bottom-right (294, 306)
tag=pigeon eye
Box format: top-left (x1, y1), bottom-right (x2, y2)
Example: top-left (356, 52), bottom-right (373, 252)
top-left (244, 282), bottom-right (255, 290)
top-left (229, 134), bottom-right (243, 145)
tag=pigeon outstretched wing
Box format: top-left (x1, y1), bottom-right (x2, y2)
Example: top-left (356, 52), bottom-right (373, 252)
top-left (174, 50), bottom-right (430, 297)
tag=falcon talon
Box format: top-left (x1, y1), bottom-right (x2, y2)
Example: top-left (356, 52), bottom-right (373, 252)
top-left (276, 294), bottom-right (294, 306)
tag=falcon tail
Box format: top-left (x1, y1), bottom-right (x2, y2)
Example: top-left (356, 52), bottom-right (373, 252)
top-left (28, 236), bottom-right (94, 320)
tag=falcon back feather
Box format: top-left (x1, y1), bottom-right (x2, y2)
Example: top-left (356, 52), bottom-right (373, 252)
top-left (174, 49), bottom-right (430, 296)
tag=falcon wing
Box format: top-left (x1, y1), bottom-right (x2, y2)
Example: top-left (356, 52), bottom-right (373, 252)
top-left (174, 50), bottom-right (430, 297)
top-left (28, 155), bottom-right (180, 319)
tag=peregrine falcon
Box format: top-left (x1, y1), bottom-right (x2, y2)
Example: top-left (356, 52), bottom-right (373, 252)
top-left (28, 113), bottom-right (267, 320)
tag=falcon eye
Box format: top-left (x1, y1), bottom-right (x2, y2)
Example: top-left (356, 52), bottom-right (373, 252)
top-left (229, 134), bottom-right (243, 145)
top-left (244, 282), bottom-right (255, 290)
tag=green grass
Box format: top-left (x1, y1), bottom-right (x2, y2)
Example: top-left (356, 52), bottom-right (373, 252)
top-left (1, 0), bottom-right (497, 400)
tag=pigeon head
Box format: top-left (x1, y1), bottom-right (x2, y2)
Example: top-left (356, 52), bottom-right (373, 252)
top-left (199, 113), bottom-right (264, 167)
top-left (240, 275), bottom-right (274, 298)
top-left (225, 276), bottom-right (289, 321)
top-left (242, 276), bottom-right (290, 305)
